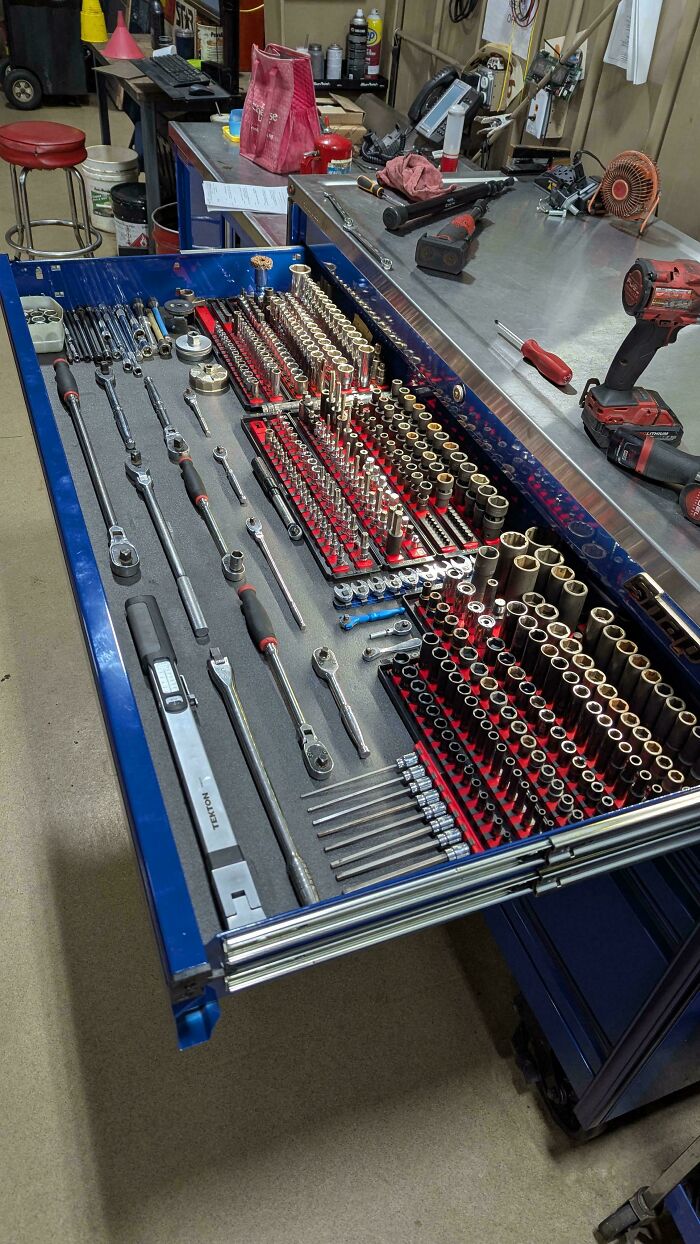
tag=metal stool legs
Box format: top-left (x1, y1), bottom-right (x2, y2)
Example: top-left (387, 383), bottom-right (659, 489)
top-left (4, 164), bottom-right (102, 259)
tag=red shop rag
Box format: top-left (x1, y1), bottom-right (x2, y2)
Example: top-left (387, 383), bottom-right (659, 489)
top-left (377, 153), bottom-right (455, 201)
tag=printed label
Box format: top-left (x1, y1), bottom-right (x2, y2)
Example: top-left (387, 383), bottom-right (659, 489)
top-left (90, 188), bottom-right (114, 218)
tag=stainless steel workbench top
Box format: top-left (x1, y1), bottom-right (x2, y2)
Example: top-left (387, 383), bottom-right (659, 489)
top-left (291, 173), bottom-right (700, 619)
top-left (170, 121), bottom-right (289, 247)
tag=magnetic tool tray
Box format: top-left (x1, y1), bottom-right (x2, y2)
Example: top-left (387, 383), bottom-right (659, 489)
top-left (4, 246), bottom-right (700, 1049)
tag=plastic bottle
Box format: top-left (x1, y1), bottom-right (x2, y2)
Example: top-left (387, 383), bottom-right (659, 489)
top-left (149, 0), bottom-right (165, 49)
top-left (441, 103), bottom-right (466, 173)
top-left (367, 7), bottom-right (382, 76)
top-left (346, 8), bottom-right (368, 80)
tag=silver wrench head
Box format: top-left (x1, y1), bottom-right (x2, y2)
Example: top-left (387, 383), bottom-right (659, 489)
top-left (108, 526), bottom-right (140, 579)
top-left (125, 461), bottom-right (152, 491)
top-left (165, 428), bottom-right (189, 461)
top-left (312, 646), bottom-right (339, 681)
top-left (299, 725), bottom-right (334, 781)
top-left (183, 388), bottom-right (199, 411)
top-left (213, 444), bottom-right (228, 464)
top-left (246, 516), bottom-right (264, 540)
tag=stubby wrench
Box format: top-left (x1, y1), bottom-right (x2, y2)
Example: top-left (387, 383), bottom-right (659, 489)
top-left (368, 618), bottom-right (413, 640)
top-left (53, 359), bottom-right (140, 580)
top-left (246, 516), bottom-right (305, 630)
top-left (95, 362), bottom-right (136, 451)
top-left (239, 585), bottom-right (333, 781)
top-left (312, 647), bottom-right (370, 758)
top-left (125, 460), bottom-right (208, 637)
top-left (362, 637), bottom-right (422, 663)
top-left (339, 605), bottom-right (406, 630)
top-left (183, 388), bottom-right (211, 438)
top-left (213, 444), bottom-right (247, 504)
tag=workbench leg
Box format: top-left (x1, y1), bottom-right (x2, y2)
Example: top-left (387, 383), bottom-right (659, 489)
top-left (174, 153), bottom-right (193, 249)
top-left (141, 99), bottom-right (161, 252)
top-left (94, 56), bottom-right (111, 146)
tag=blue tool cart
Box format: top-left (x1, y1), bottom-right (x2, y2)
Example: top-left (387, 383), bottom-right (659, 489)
top-left (3, 171), bottom-right (700, 1158)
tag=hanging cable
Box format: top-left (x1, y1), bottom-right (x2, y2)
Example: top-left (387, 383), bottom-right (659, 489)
top-left (449, 0), bottom-right (479, 21)
top-left (509, 0), bottom-right (540, 27)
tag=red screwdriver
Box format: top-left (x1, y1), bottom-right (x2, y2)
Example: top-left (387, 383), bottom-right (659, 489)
top-left (495, 319), bottom-right (573, 387)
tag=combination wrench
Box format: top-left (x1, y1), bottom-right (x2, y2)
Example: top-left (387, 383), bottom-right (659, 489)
top-left (324, 192), bottom-right (393, 272)
top-left (53, 360), bottom-right (140, 580)
top-left (246, 516), bottom-right (305, 630)
top-left (312, 647), bottom-right (370, 758)
top-left (183, 387), bottom-right (211, 438)
top-left (125, 460), bottom-right (208, 637)
top-left (95, 362), bottom-right (136, 451)
top-left (239, 585), bottom-right (333, 781)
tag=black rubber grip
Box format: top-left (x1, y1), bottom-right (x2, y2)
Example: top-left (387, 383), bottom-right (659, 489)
top-left (252, 455), bottom-right (276, 498)
top-left (179, 456), bottom-right (208, 505)
top-left (383, 178), bottom-right (512, 231)
top-left (125, 595), bottom-right (178, 674)
top-left (238, 584), bottom-right (277, 652)
top-left (609, 430), bottom-right (700, 486)
top-left (604, 319), bottom-right (677, 392)
top-left (53, 358), bottom-right (79, 406)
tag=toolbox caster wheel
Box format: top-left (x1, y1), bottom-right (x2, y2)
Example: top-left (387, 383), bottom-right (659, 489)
top-left (512, 1000), bottom-right (607, 1142)
top-left (5, 67), bottom-right (43, 110)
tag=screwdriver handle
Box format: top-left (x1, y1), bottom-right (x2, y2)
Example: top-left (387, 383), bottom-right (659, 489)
top-left (53, 357), bottom-right (80, 407)
top-left (238, 583), bottom-right (278, 653)
top-left (357, 175), bottom-right (384, 197)
top-left (178, 455), bottom-right (208, 506)
top-left (520, 338), bottom-right (573, 386)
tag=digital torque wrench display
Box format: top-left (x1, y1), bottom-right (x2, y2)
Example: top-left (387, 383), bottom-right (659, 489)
top-left (125, 595), bottom-right (265, 931)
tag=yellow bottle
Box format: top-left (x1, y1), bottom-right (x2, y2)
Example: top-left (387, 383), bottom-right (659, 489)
top-left (367, 7), bottom-right (383, 77)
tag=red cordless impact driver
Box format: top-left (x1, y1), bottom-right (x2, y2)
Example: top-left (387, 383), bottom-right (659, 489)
top-left (415, 200), bottom-right (489, 275)
top-left (581, 258), bottom-right (700, 524)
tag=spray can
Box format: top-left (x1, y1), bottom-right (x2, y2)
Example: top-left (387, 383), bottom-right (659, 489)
top-left (326, 42), bottom-right (343, 80)
top-left (346, 8), bottom-right (368, 80)
top-left (367, 7), bottom-right (382, 76)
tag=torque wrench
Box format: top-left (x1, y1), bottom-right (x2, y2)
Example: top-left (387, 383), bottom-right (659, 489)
top-left (125, 460), bottom-right (208, 637)
top-left (251, 455), bottom-right (303, 541)
top-left (238, 584), bottom-right (333, 781)
top-left (125, 596), bottom-right (264, 930)
top-left (312, 646), bottom-right (370, 758)
top-left (95, 363), bottom-right (136, 451)
top-left (176, 452), bottom-right (246, 582)
top-left (183, 388), bottom-right (211, 438)
top-left (53, 360), bottom-right (140, 580)
top-left (246, 516), bottom-right (306, 630)
top-left (213, 443), bottom-right (246, 504)
top-left (208, 648), bottom-right (319, 905)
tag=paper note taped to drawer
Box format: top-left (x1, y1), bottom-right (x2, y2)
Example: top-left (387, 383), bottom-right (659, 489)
top-left (203, 182), bottom-right (289, 214)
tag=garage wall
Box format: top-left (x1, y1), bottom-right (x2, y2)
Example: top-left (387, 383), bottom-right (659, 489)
top-left (264, 0), bottom-right (700, 239)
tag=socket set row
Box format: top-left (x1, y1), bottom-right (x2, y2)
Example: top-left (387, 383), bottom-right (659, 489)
top-left (195, 262), bottom-right (383, 411)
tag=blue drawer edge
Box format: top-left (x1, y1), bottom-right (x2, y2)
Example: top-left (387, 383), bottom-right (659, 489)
top-left (0, 254), bottom-right (218, 1048)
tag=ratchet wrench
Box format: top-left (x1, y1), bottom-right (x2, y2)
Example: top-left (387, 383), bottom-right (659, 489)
top-left (213, 444), bottom-right (247, 504)
top-left (251, 455), bottom-right (303, 541)
top-left (362, 637), bottom-right (422, 663)
top-left (143, 375), bottom-right (190, 460)
top-left (95, 362), bottom-right (136, 451)
top-left (238, 585), bottom-right (333, 781)
top-left (312, 647), bottom-right (370, 758)
top-left (246, 516), bottom-right (305, 630)
top-left (324, 192), bottom-right (393, 272)
top-left (339, 605), bottom-right (406, 630)
top-left (53, 360), bottom-right (140, 580)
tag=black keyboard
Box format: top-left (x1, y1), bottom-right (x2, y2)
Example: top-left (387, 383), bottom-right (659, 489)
top-left (137, 53), bottom-right (212, 92)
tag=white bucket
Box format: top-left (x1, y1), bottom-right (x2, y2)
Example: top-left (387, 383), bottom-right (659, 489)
top-left (79, 146), bottom-right (139, 234)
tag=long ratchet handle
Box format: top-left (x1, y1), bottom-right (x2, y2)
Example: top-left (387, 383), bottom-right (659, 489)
top-left (208, 648), bottom-right (319, 906)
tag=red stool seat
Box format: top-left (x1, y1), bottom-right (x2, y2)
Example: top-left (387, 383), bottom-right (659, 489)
top-left (0, 122), bottom-right (87, 170)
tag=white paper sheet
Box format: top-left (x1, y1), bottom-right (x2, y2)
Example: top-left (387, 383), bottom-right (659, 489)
top-left (604, 0), bottom-right (662, 85)
top-left (203, 182), bottom-right (289, 215)
top-left (482, 0), bottom-right (535, 61)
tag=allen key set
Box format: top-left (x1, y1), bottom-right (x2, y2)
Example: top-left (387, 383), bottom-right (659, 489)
top-left (24, 245), bottom-right (700, 971)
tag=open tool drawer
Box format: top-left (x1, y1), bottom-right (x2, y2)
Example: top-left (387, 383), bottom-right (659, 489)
top-left (3, 244), bottom-right (700, 1049)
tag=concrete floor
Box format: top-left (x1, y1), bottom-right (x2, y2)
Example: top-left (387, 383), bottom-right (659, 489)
top-left (1, 95), bottom-right (699, 1244)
